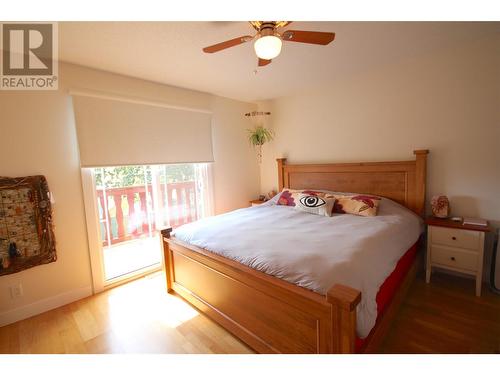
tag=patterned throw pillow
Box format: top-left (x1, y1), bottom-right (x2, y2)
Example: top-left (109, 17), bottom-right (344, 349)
top-left (293, 193), bottom-right (336, 217)
top-left (276, 189), bottom-right (326, 207)
top-left (327, 194), bottom-right (381, 217)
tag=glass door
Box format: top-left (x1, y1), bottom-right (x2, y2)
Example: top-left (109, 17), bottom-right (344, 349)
top-left (85, 163), bottom-right (212, 286)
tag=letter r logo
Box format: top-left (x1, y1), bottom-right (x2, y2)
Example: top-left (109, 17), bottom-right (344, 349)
top-left (2, 23), bottom-right (53, 75)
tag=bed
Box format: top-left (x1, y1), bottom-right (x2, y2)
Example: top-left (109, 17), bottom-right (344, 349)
top-left (160, 150), bottom-right (429, 353)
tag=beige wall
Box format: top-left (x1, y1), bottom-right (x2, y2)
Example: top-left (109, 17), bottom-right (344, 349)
top-left (260, 34), bottom-right (500, 228)
top-left (0, 63), bottom-right (259, 324)
top-left (211, 96), bottom-right (260, 214)
top-left (0, 88), bottom-right (92, 324)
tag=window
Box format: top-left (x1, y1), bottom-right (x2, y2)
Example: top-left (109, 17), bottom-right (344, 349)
top-left (85, 163), bottom-right (213, 285)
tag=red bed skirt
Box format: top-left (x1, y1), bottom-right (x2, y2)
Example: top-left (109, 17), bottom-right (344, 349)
top-left (355, 242), bottom-right (418, 352)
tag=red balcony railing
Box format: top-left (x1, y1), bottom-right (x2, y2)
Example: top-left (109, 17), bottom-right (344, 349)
top-left (96, 181), bottom-right (197, 246)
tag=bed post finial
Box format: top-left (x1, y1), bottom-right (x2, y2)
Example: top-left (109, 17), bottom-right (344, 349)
top-left (413, 150), bottom-right (429, 217)
top-left (276, 158), bottom-right (287, 192)
top-left (161, 227), bottom-right (173, 239)
top-left (161, 227), bottom-right (174, 292)
top-left (327, 284), bottom-right (361, 353)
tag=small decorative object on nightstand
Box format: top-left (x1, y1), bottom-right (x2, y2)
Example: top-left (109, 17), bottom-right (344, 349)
top-left (425, 216), bottom-right (491, 296)
top-left (430, 195), bottom-right (450, 218)
top-left (249, 199), bottom-right (266, 207)
top-left (266, 190), bottom-right (277, 200)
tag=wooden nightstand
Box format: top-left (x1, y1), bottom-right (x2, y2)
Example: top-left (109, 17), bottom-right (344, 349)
top-left (425, 217), bottom-right (491, 296)
top-left (249, 199), bottom-right (266, 207)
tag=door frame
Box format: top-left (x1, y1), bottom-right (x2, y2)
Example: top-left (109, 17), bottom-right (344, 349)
top-left (80, 168), bottom-right (161, 293)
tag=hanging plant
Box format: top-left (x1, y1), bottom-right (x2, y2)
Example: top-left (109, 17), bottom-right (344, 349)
top-left (247, 126), bottom-right (274, 163)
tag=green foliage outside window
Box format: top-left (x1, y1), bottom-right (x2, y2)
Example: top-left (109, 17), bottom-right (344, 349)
top-left (95, 164), bottom-right (196, 188)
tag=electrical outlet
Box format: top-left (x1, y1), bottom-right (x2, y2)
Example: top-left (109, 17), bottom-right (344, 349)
top-left (10, 284), bottom-right (23, 299)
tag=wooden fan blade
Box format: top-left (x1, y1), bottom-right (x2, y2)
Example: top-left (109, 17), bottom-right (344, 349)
top-left (258, 58), bottom-right (272, 67)
top-left (202, 35), bottom-right (252, 53)
top-left (281, 30), bottom-right (335, 45)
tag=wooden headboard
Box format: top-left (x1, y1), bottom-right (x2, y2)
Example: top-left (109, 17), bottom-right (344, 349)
top-left (277, 150), bottom-right (429, 216)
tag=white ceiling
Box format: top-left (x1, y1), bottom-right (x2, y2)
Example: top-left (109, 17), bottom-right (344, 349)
top-left (59, 21), bottom-right (500, 102)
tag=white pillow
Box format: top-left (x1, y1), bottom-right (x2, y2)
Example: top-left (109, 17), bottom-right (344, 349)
top-left (293, 193), bottom-right (335, 217)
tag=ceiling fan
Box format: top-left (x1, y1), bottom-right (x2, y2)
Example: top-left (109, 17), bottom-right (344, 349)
top-left (202, 21), bottom-right (336, 67)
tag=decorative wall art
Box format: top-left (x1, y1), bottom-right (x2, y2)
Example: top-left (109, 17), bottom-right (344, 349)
top-left (0, 175), bottom-right (56, 276)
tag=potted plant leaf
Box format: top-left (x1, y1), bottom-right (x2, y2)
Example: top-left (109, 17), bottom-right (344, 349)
top-left (247, 125), bottom-right (274, 163)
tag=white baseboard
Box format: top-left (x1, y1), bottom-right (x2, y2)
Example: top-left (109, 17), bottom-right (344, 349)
top-left (0, 285), bottom-right (93, 327)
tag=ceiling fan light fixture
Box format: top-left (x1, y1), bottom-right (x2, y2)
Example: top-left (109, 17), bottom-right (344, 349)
top-left (254, 35), bottom-right (282, 60)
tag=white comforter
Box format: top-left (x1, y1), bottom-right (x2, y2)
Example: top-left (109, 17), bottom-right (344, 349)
top-left (173, 197), bottom-right (422, 338)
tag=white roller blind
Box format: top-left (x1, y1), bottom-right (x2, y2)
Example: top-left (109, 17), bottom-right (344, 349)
top-left (72, 93), bottom-right (214, 167)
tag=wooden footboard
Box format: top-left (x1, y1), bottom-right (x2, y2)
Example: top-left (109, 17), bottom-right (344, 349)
top-left (161, 228), bottom-right (361, 354)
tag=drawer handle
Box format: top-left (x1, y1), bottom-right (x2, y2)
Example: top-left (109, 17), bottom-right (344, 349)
top-left (451, 236), bottom-right (457, 240)
top-left (450, 256), bottom-right (456, 261)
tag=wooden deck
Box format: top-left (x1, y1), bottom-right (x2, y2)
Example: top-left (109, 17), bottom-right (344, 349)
top-left (103, 236), bottom-right (161, 280)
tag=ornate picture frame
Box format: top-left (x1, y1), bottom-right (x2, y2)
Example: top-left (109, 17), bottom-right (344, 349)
top-left (0, 175), bottom-right (56, 276)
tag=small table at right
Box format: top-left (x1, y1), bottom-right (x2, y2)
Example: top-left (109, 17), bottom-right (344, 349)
top-left (425, 217), bottom-right (491, 297)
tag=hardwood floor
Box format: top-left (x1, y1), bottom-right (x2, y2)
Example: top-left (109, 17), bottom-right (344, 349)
top-left (379, 272), bottom-right (500, 354)
top-left (0, 272), bottom-right (253, 354)
top-left (0, 270), bottom-right (498, 354)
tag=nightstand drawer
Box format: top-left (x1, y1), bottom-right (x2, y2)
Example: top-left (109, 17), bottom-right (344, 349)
top-left (430, 226), bottom-right (480, 250)
top-left (430, 245), bottom-right (478, 271)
